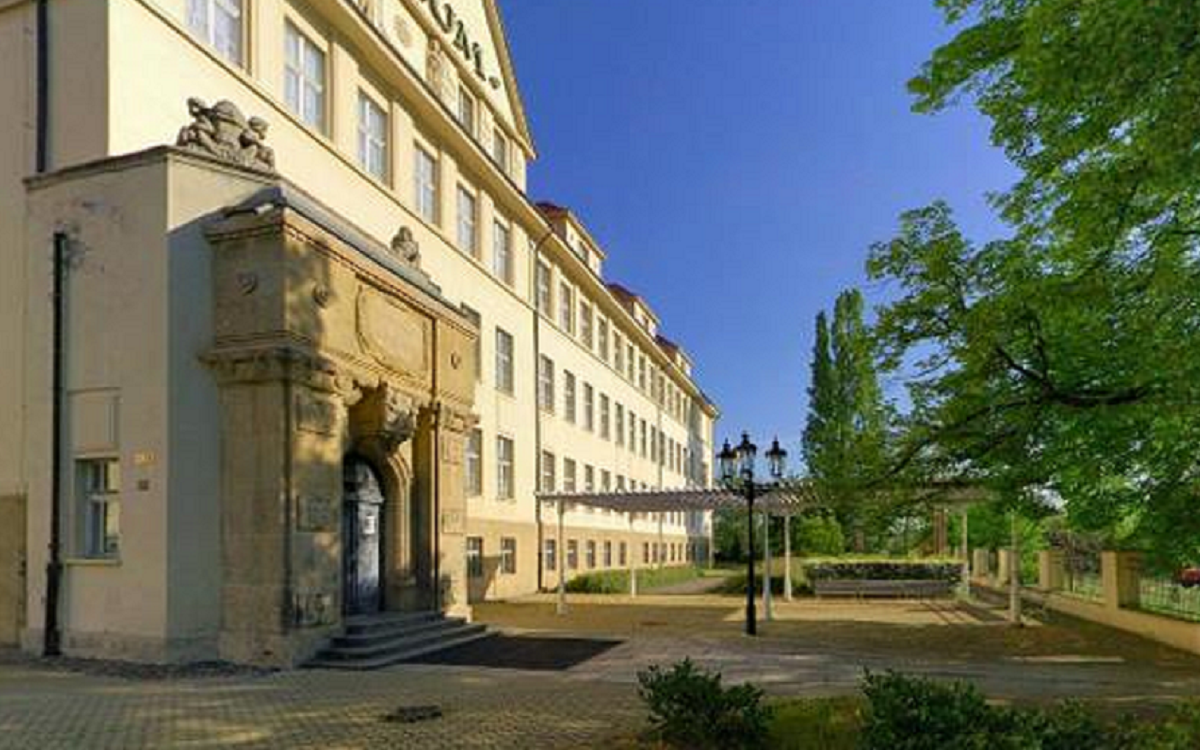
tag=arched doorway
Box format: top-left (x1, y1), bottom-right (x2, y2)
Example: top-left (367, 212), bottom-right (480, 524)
top-left (343, 456), bottom-right (387, 616)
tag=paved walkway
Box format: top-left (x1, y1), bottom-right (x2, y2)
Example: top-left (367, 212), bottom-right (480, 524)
top-left (2, 597), bottom-right (1199, 748)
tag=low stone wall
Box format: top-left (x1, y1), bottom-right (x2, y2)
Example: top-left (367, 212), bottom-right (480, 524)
top-left (973, 549), bottom-right (1200, 657)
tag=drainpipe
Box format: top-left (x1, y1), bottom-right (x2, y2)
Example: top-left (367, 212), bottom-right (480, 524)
top-left (36, 0), bottom-right (49, 173)
top-left (44, 232), bottom-right (67, 657)
top-left (529, 228), bottom-right (553, 592)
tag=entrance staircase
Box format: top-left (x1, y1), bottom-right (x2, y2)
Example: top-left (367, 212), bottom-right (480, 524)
top-left (307, 611), bottom-right (492, 670)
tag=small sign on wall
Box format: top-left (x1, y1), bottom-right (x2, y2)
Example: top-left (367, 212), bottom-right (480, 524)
top-left (440, 509), bottom-right (465, 535)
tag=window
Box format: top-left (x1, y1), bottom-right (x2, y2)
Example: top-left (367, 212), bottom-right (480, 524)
top-left (614, 332), bottom-right (625, 373)
top-left (563, 371), bottom-right (577, 423)
top-left (640, 420), bottom-right (648, 457)
top-left (601, 470), bottom-right (612, 491)
top-left (465, 428), bottom-right (482, 497)
top-left (639, 356), bottom-right (647, 391)
top-left (466, 536), bottom-right (483, 578)
top-left (461, 305), bottom-right (481, 381)
top-left (627, 344), bottom-right (635, 381)
top-left (586, 540), bottom-right (597, 569)
top-left (494, 328), bottom-right (513, 394)
top-left (619, 542), bottom-right (628, 566)
top-left (492, 128), bottom-right (508, 170)
top-left (501, 537), bottom-right (517, 575)
top-left (540, 450), bottom-right (556, 493)
top-left (414, 146), bottom-right (438, 223)
top-left (580, 303), bottom-right (594, 349)
top-left (536, 262), bottom-right (552, 316)
top-left (628, 411), bottom-right (636, 451)
top-left (615, 474), bottom-right (625, 491)
top-left (78, 458), bottom-right (120, 558)
top-left (457, 86), bottom-right (476, 134)
top-left (583, 384), bottom-right (595, 432)
top-left (538, 355), bottom-right (555, 412)
top-left (615, 403), bottom-right (625, 446)
top-left (567, 539), bottom-right (579, 570)
top-left (496, 436), bottom-right (514, 499)
top-left (457, 185), bottom-right (478, 255)
top-left (643, 542), bottom-right (650, 564)
top-left (544, 539), bottom-right (557, 571)
top-left (357, 92), bottom-right (388, 181)
top-left (492, 219), bottom-right (512, 285)
top-left (603, 540), bottom-right (612, 568)
top-left (598, 319), bottom-right (609, 361)
top-left (599, 395), bottom-right (610, 440)
top-left (284, 21), bottom-right (326, 131)
top-left (563, 458), bottom-right (577, 493)
top-left (584, 464), bottom-right (595, 492)
top-left (558, 282), bottom-right (574, 333)
top-left (187, 0), bottom-right (243, 64)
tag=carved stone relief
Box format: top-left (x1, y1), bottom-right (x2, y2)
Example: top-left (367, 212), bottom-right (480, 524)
top-left (176, 98), bottom-right (276, 172)
top-left (390, 226), bottom-right (422, 268)
top-left (356, 287), bottom-right (430, 376)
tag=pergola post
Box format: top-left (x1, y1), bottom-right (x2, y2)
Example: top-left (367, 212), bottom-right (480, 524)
top-left (556, 499), bottom-right (566, 616)
top-left (762, 510), bottom-right (773, 622)
top-left (657, 513), bottom-right (664, 571)
top-left (959, 507), bottom-right (970, 600)
top-left (783, 512), bottom-right (793, 602)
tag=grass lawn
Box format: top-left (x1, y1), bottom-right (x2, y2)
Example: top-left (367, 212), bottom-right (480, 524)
top-left (768, 696), bottom-right (863, 750)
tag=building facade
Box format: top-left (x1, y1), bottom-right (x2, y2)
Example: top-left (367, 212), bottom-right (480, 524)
top-left (0, 0), bottom-right (717, 666)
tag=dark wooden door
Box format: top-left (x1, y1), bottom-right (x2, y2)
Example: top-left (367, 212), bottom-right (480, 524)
top-left (343, 458), bottom-right (385, 615)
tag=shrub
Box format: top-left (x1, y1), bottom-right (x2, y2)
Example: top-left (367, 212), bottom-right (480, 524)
top-left (803, 560), bottom-right (961, 583)
top-left (637, 658), bottom-right (772, 749)
top-left (860, 671), bottom-right (1014, 750)
top-left (564, 565), bottom-right (700, 594)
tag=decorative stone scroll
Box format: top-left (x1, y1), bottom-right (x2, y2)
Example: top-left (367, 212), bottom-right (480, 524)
top-left (176, 97), bottom-right (276, 172)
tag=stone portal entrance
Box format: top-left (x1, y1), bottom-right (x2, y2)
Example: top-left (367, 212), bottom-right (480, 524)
top-left (343, 457), bottom-right (386, 616)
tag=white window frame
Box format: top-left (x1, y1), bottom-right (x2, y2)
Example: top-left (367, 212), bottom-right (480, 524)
top-left (540, 450), bottom-right (556, 493)
top-left (457, 85), bottom-right (476, 135)
top-left (496, 435), bottom-right (514, 499)
top-left (563, 371), bottom-right (577, 424)
top-left (500, 536), bottom-right (517, 575)
top-left (538, 355), bottom-right (555, 413)
top-left (284, 21), bottom-right (326, 132)
top-left (558, 282), bottom-right (574, 334)
top-left (583, 383), bottom-right (595, 432)
top-left (457, 184), bottom-right (479, 256)
top-left (357, 91), bottom-right (388, 182)
top-left (495, 328), bottom-right (514, 394)
top-left (78, 458), bottom-right (121, 559)
top-left (465, 428), bottom-right (483, 497)
top-left (492, 218), bottom-right (512, 285)
top-left (536, 261), bottom-right (552, 316)
top-left (187, 0), bottom-right (244, 65)
top-left (414, 145), bottom-right (439, 223)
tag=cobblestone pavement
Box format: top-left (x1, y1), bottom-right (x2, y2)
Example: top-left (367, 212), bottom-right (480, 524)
top-left (4, 597), bottom-right (1200, 748)
top-left (0, 657), bottom-right (642, 749)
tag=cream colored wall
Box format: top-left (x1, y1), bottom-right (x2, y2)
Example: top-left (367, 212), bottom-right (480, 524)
top-left (0, 2), bottom-right (33, 501)
top-left (10, 0), bottom-right (716, 619)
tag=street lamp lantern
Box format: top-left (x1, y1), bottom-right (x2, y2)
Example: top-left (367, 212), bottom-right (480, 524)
top-left (765, 437), bottom-right (787, 480)
top-left (718, 430), bottom-right (786, 637)
top-left (736, 432), bottom-right (757, 479)
top-left (718, 439), bottom-right (737, 484)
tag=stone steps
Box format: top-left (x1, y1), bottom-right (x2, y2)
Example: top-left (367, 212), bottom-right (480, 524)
top-left (307, 611), bottom-right (493, 670)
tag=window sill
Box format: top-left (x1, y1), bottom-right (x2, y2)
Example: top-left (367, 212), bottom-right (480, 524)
top-left (65, 557), bottom-right (121, 568)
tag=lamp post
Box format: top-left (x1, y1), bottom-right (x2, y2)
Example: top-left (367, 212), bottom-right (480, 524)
top-left (719, 433), bottom-right (787, 636)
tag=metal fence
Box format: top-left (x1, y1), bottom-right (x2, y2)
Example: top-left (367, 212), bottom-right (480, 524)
top-left (1138, 576), bottom-right (1200, 623)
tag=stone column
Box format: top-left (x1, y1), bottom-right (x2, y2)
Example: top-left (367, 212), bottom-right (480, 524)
top-left (427, 404), bottom-right (472, 621)
top-left (1102, 551), bottom-right (1142, 610)
top-left (996, 549), bottom-right (1012, 587)
top-left (972, 549), bottom-right (990, 581)
top-left (1038, 550), bottom-right (1065, 592)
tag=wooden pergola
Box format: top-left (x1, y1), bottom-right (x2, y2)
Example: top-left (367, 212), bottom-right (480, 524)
top-left (537, 480), bottom-right (991, 619)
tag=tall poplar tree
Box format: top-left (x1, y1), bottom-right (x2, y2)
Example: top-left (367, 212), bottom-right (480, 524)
top-left (803, 289), bottom-right (887, 547)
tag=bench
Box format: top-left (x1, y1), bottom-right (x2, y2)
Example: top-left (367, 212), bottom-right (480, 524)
top-left (813, 579), bottom-right (956, 599)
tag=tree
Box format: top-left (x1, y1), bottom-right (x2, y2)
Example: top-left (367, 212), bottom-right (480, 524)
top-left (866, 0), bottom-right (1200, 565)
top-left (802, 289), bottom-right (887, 549)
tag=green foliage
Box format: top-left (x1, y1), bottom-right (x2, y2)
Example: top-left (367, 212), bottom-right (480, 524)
top-left (859, 672), bottom-right (1200, 750)
top-left (794, 515), bottom-right (845, 557)
top-left (768, 696), bottom-right (862, 750)
top-left (636, 659), bottom-right (773, 750)
top-left (803, 560), bottom-right (961, 582)
top-left (564, 565), bottom-right (699, 594)
top-left (803, 290), bottom-right (888, 549)
top-left (867, 0), bottom-right (1200, 566)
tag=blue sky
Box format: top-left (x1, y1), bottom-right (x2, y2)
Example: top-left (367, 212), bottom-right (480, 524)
top-left (502, 0), bottom-right (1017, 466)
